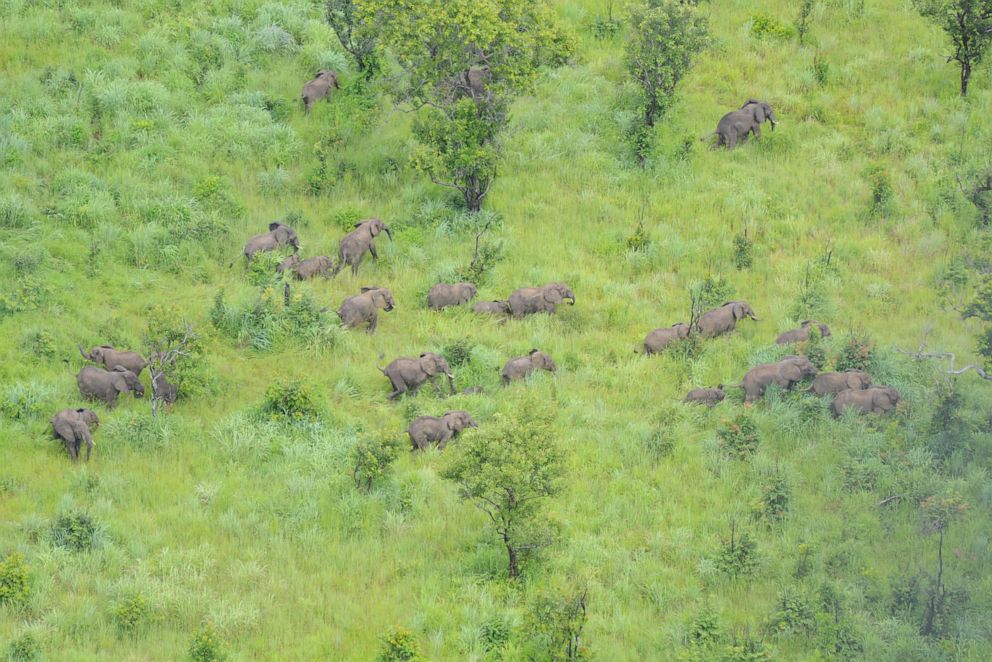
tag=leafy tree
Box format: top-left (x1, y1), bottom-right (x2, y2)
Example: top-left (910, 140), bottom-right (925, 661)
top-left (442, 404), bottom-right (563, 578)
top-left (525, 585), bottom-right (589, 661)
top-left (913, 0), bottom-right (992, 96)
top-left (918, 493), bottom-right (969, 636)
top-left (351, 434), bottom-right (400, 493)
top-left (144, 306), bottom-right (200, 417)
top-left (377, 627), bottom-right (425, 662)
top-left (327, 0), bottom-right (379, 77)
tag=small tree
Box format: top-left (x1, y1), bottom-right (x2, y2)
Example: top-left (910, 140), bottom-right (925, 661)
top-left (442, 404), bottom-right (563, 578)
top-left (918, 493), bottom-right (969, 636)
top-left (327, 0), bottom-right (379, 77)
top-left (351, 435), bottom-right (400, 493)
top-left (525, 585), bottom-right (589, 661)
top-left (144, 308), bottom-right (199, 417)
top-left (913, 0), bottom-right (992, 96)
top-left (795, 0), bottom-right (816, 45)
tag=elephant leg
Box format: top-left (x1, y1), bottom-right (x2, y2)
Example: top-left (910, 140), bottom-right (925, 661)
top-left (351, 260), bottom-right (359, 276)
top-left (753, 124), bottom-right (761, 140)
top-left (429, 377), bottom-right (443, 397)
top-left (438, 430), bottom-right (453, 450)
top-left (367, 312), bottom-right (378, 334)
top-left (369, 245), bottom-right (379, 260)
top-left (84, 438), bottom-right (93, 461)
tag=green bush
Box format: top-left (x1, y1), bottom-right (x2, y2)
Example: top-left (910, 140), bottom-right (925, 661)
top-left (0, 381), bottom-right (54, 421)
top-left (757, 473), bottom-right (790, 523)
top-left (625, 221), bottom-right (651, 253)
top-left (258, 381), bottom-right (321, 424)
top-left (717, 413), bottom-right (759, 459)
top-left (442, 338), bottom-right (475, 368)
top-left (0, 194), bottom-right (36, 229)
top-left (0, 553), bottom-right (30, 607)
top-left (769, 586), bottom-right (815, 635)
top-left (865, 164), bottom-right (893, 218)
top-left (188, 621), bottom-right (226, 662)
top-left (835, 333), bottom-right (876, 372)
top-left (751, 13), bottom-right (794, 40)
top-left (733, 232), bottom-right (753, 270)
top-left (352, 435), bottom-right (401, 493)
top-left (714, 525), bottom-right (757, 577)
top-left (377, 627), bottom-right (425, 662)
top-left (50, 512), bottom-right (103, 552)
top-left (7, 632), bottom-right (40, 662)
top-left (111, 592), bottom-right (150, 633)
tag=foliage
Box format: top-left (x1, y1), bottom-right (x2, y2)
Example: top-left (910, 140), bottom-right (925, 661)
top-left (111, 592), bottom-right (150, 633)
top-left (524, 585), bottom-right (589, 661)
top-left (795, 0), bottom-right (816, 45)
top-left (756, 472), bottom-right (790, 523)
top-left (442, 404), bottom-right (562, 578)
top-left (327, 0), bottom-right (379, 76)
top-left (913, 0), bottom-right (992, 95)
top-left (376, 627), bottom-right (425, 662)
top-left (50, 512), bottom-right (103, 552)
top-left (714, 522), bottom-right (758, 578)
top-left (812, 52), bottom-right (829, 86)
top-left (441, 338), bottom-right (475, 369)
top-left (351, 435), bottom-right (400, 492)
top-left (144, 305), bottom-right (203, 412)
top-left (693, 274), bottom-right (735, 310)
top-left (864, 163), bottom-right (893, 218)
top-left (455, 236), bottom-right (505, 285)
top-left (751, 13), bottom-right (795, 40)
top-left (210, 287), bottom-right (337, 352)
top-left (258, 381), bottom-right (321, 424)
top-left (592, 2), bottom-right (623, 40)
top-left (188, 621), bottom-right (226, 662)
top-left (0, 553), bottom-right (30, 607)
top-left (733, 232), bottom-right (753, 270)
top-left (717, 413), bottom-right (760, 460)
top-left (768, 586), bottom-right (815, 635)
top-left (835, 333), bottom-right (876, 372)
top-left (626, 221), bottom-right (652, 253)
top-left (7, 633), bottom-right (39, 662)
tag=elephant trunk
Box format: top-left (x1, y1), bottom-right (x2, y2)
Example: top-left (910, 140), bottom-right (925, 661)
top-left (77, 344), bottom-right (92, 361)
top-left (769, 113), bottom-right (777, 129)
top-left (384, 226), bottom-right (393, 241)
top-left (447, 374), bottom-right (456, 394)
top-left (567, 295), bottom-right (576, 305)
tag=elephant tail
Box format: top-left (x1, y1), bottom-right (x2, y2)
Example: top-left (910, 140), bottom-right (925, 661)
top-left (699, 131), bottom-right (717, 142)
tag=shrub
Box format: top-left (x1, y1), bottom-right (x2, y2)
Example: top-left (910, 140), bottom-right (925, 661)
top-left (733, 232), bottom-right (753, 270)
top-left (479, 616), bottom-right (511, 654)
top-left (454, 237), bottom-right (505, 286)
top-left (188, 621), bottom-right (226, 662)
top-left (0, 194), bottom-right (35, 229)
top-left (751, 13), bottom-right (794, 40)
top-left (757, 473), bottom-right (790, 523)
top-left (835, 333), bottom-right (875, 372)
top-left (591, 3), bottom-right (622, 40)
top-left (717, 413), bottom-right (759, 460)
top-left (111, 592), bottom-right (150, 632)
top-left (865, 164), bottom-right (893, 218)
top-left (813, 53), bottom-right (829, 86)
top-left (50, 512), bottom-right (103, 552)
top-left (714, 523), bottom-right (757, 577)
top-left (442, 338), bottom-right (475, 368)
top-left (625, 221), bottom-right (651, 253)
top-left (0, 381), bottom-right (54, 421)
top-left (695, 274), bottom-right (734, 309)
top-left (769, 586), bottom-right (815, 635)
top-left (524, 586), bottom-right (589, 661)
top-left (258, 381), bottom-right (321, 424)
top-left (7, 633), bottom-right (40, 662)
top-left (352, 435), bottom-right (400, 493)
top-left (0, 553), bottom-right (30, 607)
top-left (245, 252), bottom-right (284, 287)
top-left (377, 627), bottom-right (425, 662)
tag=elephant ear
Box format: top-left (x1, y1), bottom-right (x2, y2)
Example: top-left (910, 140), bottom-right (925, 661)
top-left (420, 353), bottom-right (439, 375)
top-left (780, 363), bottom-right (802, 382)
top-left (752, 104), bottom-right (766, 123)
top-left (361, 286), bottom-right (377, 293)
top-left (544, 287), bottom-right (564, 304)
top-left (112, 365), bottom-right (128, 372)
top-left (269, 222), bottom-right (282, 231)
top-left (732, 303), bottom-right (746, 320)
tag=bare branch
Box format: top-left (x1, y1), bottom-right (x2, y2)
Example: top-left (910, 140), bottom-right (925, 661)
top-left (897, 346), bottom-right (992, 381)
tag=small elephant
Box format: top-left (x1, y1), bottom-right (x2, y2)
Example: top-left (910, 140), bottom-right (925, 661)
top-left (741, 355), bottom-right (817, 402)
top-left (332, 219), bottom-right (392, 277)
top-left (472, 300), bottom-right (510, 315)
top-left (710, 99), bottom-right (777, 149)
top-left (78, 344), bottom-right (147, 376)
top-left (507, 283), bottom-right (575, 318)
top-left (502, 349), bottom-right (557, 384)
top-left (684, 387), bottom-right (725, 407)
top-left (832, 386), bottom-right (901, 417)
top-left (643, 323), bottom-right (691, 355)
top-left (428, 282), bottom-right (478, 310)
top-left (293, 256), bottom-right (333, 280)
top-left (76, 365), bottom-right (145, 407)
top-left (776, 320), bottom-right (831, 345)
top-left (51, 408), bottom-right (99, 462)
top-left (241, 222), bottom-right (300, 262)
top-left (152, 372), bottom-right (178, 404)
top-left (461, 385), bottom-right (485, 395)
top-left (301, 70), bottom-right (340, 113)
top-left (696, 301), bottom-right (759, 338)
top-left (380, 352), bottom-right (455, 399)
top-left (276, 254), bottom-right (301, 274)
top-left (809, 370), bottom-right (871, 396)
top-left (407, 410), bottom-right (478, 450)
top-left (337, 287), bottom-right (395, 333)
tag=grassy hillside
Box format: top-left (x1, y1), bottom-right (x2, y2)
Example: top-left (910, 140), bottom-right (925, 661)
top-left (2, 0), bottom-right (992, 659)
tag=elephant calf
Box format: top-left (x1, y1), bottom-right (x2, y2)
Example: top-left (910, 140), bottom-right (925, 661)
top-left (332, 219), bottom-right (392, 278)
top-left (643, 323), bottom-right (691, 355)
top-left (407, 410), bottom-right (478, 450)
top-left (79, 344), bottom-right (147, 376)
top-left (302, 70), bottom-right (340, 113)
top-left (472, 300), bottom-right (510, 316)
top-left (832, 387), bottom-right (901, 417)
top-left (776, 320), bottom-right (831, 345)
top-left (507, 283), bottom-right (575, 318)
top-left (293, 256), bottom-right (333, 280)
top-left (696, 301), bottom-right (759, 338)
top-left (242, 222), bottom-right (300, 262)
top-left (51, 408), bottom-right (99, 462)
top-left (741, 355), bottom-right (817, 403)
top-left (428, 282), bottom-right (478, 310)
top-left (709, 99), bottom-right (777, 149)
top-left (684, 387), bottom-right (725, 407)
top-left (380, 352), bottom-right (455, 399)
top-left (502, 349), bottom-right (557, 384)
top-left (276, 254), bottom-right (301, 274)
top-left (809, 370), bottom-right (871, 396)
top-left (338, 287), bottom-right (395, 334)
top-left (152, 372), bottom-right (178, 404)
top-left (77, 366), bottom-right (145, 407)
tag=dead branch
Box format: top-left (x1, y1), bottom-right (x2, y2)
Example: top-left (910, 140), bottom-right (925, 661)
top-left (897, 345), bottom-right (992, 382)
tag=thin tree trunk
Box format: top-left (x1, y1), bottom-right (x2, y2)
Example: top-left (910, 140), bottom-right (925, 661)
top-left (961, 60), bottom-right (970, 97)
top-left (504, 533), bottom-right (518, 578)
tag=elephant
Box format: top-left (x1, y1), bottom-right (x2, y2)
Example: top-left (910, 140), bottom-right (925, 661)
top-left (696, 301), bottom-right (759, 338)
top-left (380, 352), bottom-right (455, 399)
top-left (832, 387), bottom-right (901, 417)
top-left (428, 282), bottom-right (478, 310)
top-left (152, 372), bottom-right (178, 404)
top-left (276, 254), bottom-right (301, 274)
top-left (241, 222), bottom-right (300, 262)
top-left (76, 365), bottom-right (145, 407)
top-left (741, 355), bottom-right (817, 402)
top-left (407, 410), bottom-right (478, 450)
top-left (684, 387), bottom-right (725, 407)
top-left (332, 218), bottom-right (392, 277)
top-left (643, 323), bottom-right (691, 355)
top-left (337, 287), bottom-right (395, 333)
top-left (809, 370), bottom-right (872, 396)
top-left (507, 283), bottom-right (575, 318)
top-left (293, 256), bottom-right (333, 280)
top-left (301, 70), bottom-right (340, 113)
top-left (709, 99), bottom-right (777, 149)
top-left (461, 386), bottom-right (485, 395)
top-left (502, 349), bottom-right (557, 383)
top-left (78, 344), bottom-right (147, 376)
top-left (472, 300), bottom-right (510, 315)
top-left (776, 320), bottom-right (832, 345)
top-left (51, 408), bottom-right (99, 462)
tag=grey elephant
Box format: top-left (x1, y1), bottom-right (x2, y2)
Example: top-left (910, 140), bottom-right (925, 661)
top-left (332, 218), bottom-right (392, 277)
top-left (832, 386), bottom-right (901, 417)
top-left (809, 370), bottom-right (871, 396)
top-left (684, 387), bottom-right (725, 407)
top-left (293, 256), bottom-right (333, 280)
top-left (76, 365), bottom-right (145, 407)
top-left (428, 282), bottom-right (478, 310)
top-left (51, 408), bottom-right (99, 462)
top-left (78, 344), bottom-right (147, 376)
top-left (643, 323), bottom-right (691, 355)
top-left (380, 352), bottom-right (455, 399)
top-left (696, 301), bottom-right (759, 338)
top-left (502, 349), bottom-right (557, 384)
top-left (407, 410), bottom-right (478, 450)
top-left (337, 287), bottom-right (395, 333)
top-left (776, 320), bottom-right (831, 345)
top-left (152, 372), bottom-right (178, 404)
top-left (276, 254), bottom-right (301, 274)
top-left (741, 355), bottom-right (817, 402)
top-left (241, 222), bottom-right (300, 262)
top-left (507, 283), bottom-right (575, 318)
top-left (301, 70), bottom-right (340, 113)
top-left (472, 300), bottom-right (510, 315)
top-left (709, 99), bottom-right (777, 149)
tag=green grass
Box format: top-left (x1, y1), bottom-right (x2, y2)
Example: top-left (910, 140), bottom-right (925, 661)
top-left (2, 0), bottom-right (992, 659)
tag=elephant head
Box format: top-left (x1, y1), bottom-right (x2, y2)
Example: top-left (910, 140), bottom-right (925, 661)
top-left (528, 349), bottom-right (557, 373)
top-left (873, 387), bottom-right (901, 410)
top-left (544, 283), bottom-right (575, 306)
top-left (269, 222), bottom-right (300, 252)
top-left (726, 301), bottom-right (759, 322)
top-left (358, 218), bottom-right (393, 241)
top-left (443, 410), bottom-right (478, 433)
top-left (742, 99), bottom-right (776, 129)
top-left (781, 355), bottom-right (818, 381)
top-left (801, 320), bottom-right (831, 337)
top-left (420, 352), bottom-right (455, 393)
top-left (363, 286), bottom-right (395, 311)
top-left (673, 323), bottom-right (691, 339)
top-left (79, 345), bottom-right (111, 363)
top-left (76, 408), bottom-right (100, 429)
top-left (114, 366), bottom-right (145, 398)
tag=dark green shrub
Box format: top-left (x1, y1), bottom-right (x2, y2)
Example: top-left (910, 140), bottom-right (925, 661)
top-left (352, 435), bottom-right (400, 493)
top-left (733, 232), bottom-right (753, 270)
top-left (864, 164), bottom-right (892, 218)
top-left (442, 338), bottom-right (475, 368)
top-left (591, 2), bottom-right (622, 40)
top-left (835, 333), bottom-right (875, 372)
top-left (769, 586), bottom-right (815, 635)
top-left (479, 616), bottom-right (511, 654)
top-left (0, 553), bottom-right (30, 606)
top-left (687, 605), bottom-right (720, 648)
top-left (757, 473), bottom-right (790, 523)
top-left (717, 413), bottom-right (759, 459)
top-left (751, 14), bottom-right (794, 40)
top-left (245, 252), bottom-right (283, 287)
top-left (111, 592), bottom-right (150, 632)
top-left (723, 634), bottom-right (772, 662)
top-left (7, 632), bottom-right (40, 662)
top-left (696, 274), bottom-right (734, 309)
top-left (377, 627), bottom-right (425, 662)
top-left (259, 381), bottom-right (321, 424)
top-left (188, 621), bottom-right (226, 662)
top-left (50, 512), bottom-right (102, 552)
top-left (454, 239), bottom-right (505, 286)
top-left (625, 221), bottom-right (651, 253)
top-left (524, 586), bottom-right (589, 661)
top-left (714, 523), bottom-right (757, 577)
top-left (813, 53), bottom-right (829, 86)
top-left (795, 0), bottom-right (815, 44)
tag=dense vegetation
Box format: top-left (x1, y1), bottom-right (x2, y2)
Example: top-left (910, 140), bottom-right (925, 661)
top-left (2, 0), bottom-right (992, 659)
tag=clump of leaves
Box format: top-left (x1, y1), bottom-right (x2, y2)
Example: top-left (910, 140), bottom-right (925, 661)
top-left (756, 472), bottom-right (790, 523)
top-left (751, 13), bottom-right (794, 40)
top-left (835, 333), bottom-right (875, 372)
top-left (50, 512), bottom-right (103, 552)
top-left (733, 232), bottom-right (753, 270)
top-left (442, 337), bottom-right (475, 368)
top-left (813, 52), bottom-right (829, 86)
top-left (714, 522), bottom-right (758, 578)
top-left (111, 592), bottom-right (150, 633)
top-left (376, 627), bottom-right (425, 662)
top-left (768, 586), bottom-right (815, 635)
top-left (625, 221), bottom-right (651, 252)
top-left (864, 163), bottom-right (893, 218)
top-left (258, 381), bottom-right (321, 424)
top-left (454, 237), bottom-right (504, 286)
top-left (717, 412), bottom-right (759, 460)
top-left (694, 274), bottom-right (734, 309)
top-left (188, 621), bottom-right (226, 662)
top-left (592, 1), bottom-right (622, 40)
top-left (0, 552), bottom-right (30, 607)
top-left (795, 0), bottom-right (815, 44)
top-left (352, 435), bottom-right (401, 493)
top-left (524, 585), bottom-right (589, 661)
